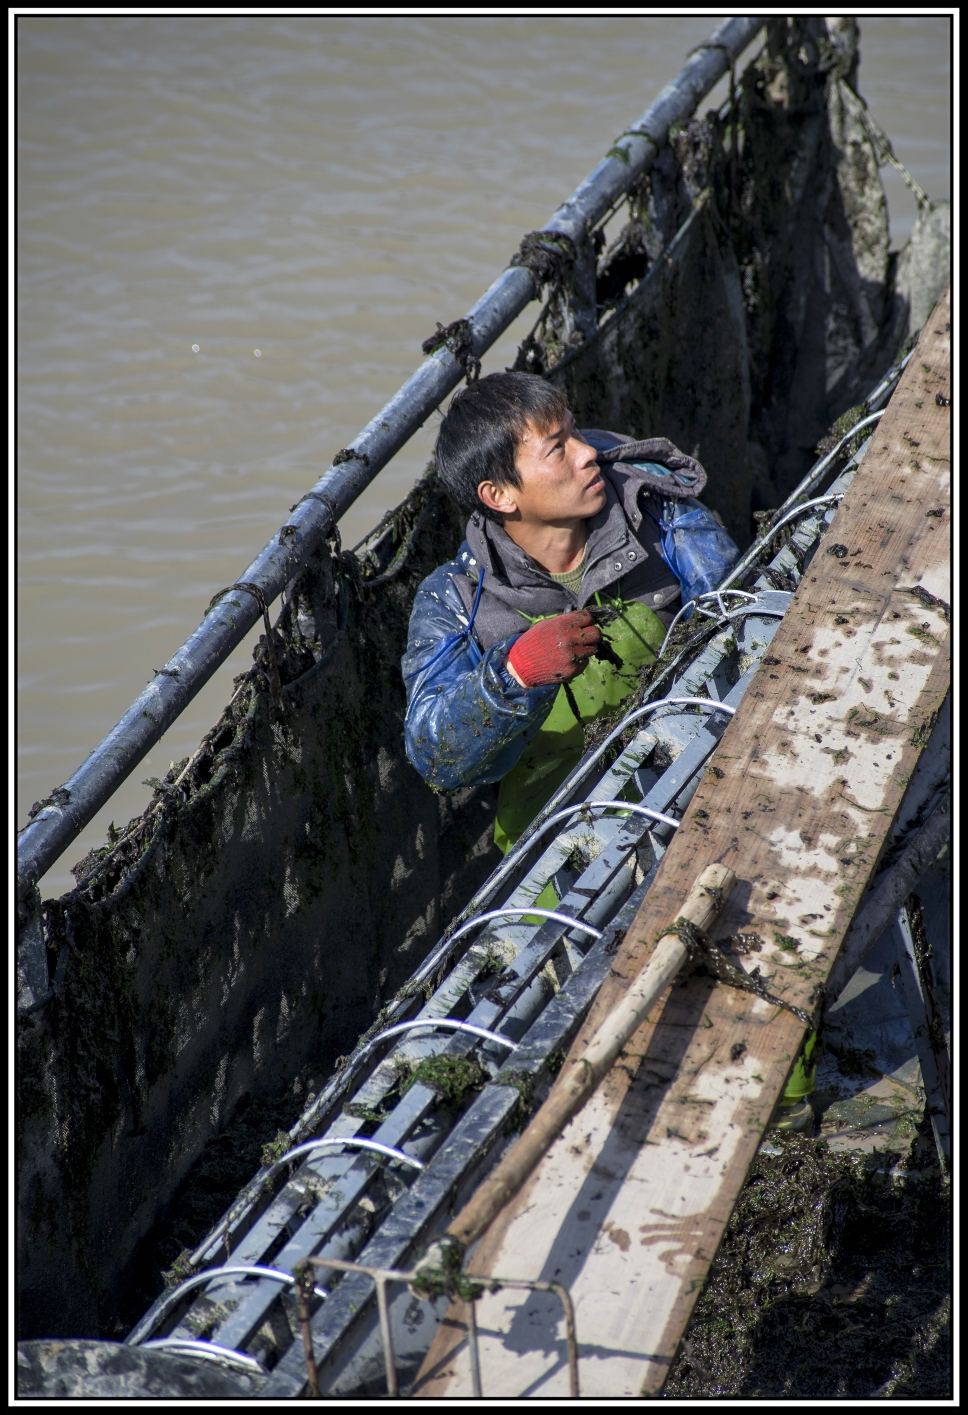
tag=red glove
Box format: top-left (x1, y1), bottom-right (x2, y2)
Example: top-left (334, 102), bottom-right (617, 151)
top-left (506, 610), bottom-right (601, 687)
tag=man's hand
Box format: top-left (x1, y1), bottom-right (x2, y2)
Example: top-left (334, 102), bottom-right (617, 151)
top-left (506, 610), bottom-right (601, 688)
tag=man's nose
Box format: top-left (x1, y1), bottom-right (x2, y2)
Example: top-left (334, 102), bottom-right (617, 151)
top-left (573, 434), bottom-right (599, 467)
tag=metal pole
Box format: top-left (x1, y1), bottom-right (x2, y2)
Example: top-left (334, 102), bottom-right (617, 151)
top-left (553, 1282), bottom-right (581, 1400)
top-left (466, 1299), bottom-right (483, 1399)
top-left (892, 905), bottom-right (950, 1166)
top-left (824, 792), bottom-right (951, 1004)
top-left (473, 1277), bottom-right (580, 1398)
top-left (17, 16), bottom-right (764, 894)
top-left (296, 1254), bottom-right (582, 1400)
top-left (295, 1262), bottom-right (321, 1399)
top-left (374, 1276), bottom-right (398, 1398)
top-left (716, 348), bottom-right (914, 597)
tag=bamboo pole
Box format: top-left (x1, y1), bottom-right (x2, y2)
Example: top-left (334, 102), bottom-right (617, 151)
top-left (442, 864), bottom-right (735, 1255)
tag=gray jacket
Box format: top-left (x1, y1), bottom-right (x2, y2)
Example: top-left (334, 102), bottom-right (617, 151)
top-left (452, 429), bottom-right (704, 646)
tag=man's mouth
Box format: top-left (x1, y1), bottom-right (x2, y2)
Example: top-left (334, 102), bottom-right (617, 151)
top-left (585, 468), bottom-right (605, 494)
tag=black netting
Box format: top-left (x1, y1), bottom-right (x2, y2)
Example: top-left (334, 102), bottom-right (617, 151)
top-left (17, 469), bottom-right (501, 1337)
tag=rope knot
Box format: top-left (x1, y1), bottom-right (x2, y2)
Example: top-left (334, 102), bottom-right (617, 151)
top-left (661, 916), bottom-right (812, 1025)
top-left (421, 318), bottom-right (481, 384)
top-left (509, 230), bottom-right (578, 291)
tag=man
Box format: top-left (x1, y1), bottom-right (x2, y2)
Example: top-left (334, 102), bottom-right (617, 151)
top-left (402, 371), bottom-right (735, 853)
top-left (398, 374), bottom-right (824, 1122)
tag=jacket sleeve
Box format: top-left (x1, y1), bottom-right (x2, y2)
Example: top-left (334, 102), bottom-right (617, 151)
top-left (401, 564), bottom-right (558, 791)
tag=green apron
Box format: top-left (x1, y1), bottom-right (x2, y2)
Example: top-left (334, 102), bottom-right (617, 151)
top-left (494, 596), bottom-right (666, 854)
top-left (497, 594), bottom-right (813, 1115)
top-left (781, 1030), bottom-right (818, 1100)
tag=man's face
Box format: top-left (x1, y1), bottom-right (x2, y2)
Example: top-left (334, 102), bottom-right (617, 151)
top-left (479, 410), bottom-right (606, 525)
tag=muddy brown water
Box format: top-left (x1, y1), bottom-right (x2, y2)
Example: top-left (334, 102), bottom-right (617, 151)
top-left (18, 17), bottom-right (950, 897)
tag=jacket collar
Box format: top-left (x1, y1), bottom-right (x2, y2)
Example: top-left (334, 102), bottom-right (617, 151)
top-left (458, 466), bottom-right (653, 616)
top-left (459, 425), bottom-right (702, 595)
top-left (463, 464), bottom-right (631, 604)
top-left (581, 428), bottom-right (707, 500)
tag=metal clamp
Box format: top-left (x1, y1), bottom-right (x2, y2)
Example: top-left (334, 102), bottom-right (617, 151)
top-left (516, 798), bottom-right (681, 848)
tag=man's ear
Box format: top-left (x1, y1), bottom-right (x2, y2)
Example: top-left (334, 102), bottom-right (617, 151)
top-left (477, 480), bottom-right (519, 517)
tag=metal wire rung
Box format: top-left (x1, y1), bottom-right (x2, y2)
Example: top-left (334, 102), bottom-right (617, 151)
top-left (126, 1264), bottom-right (328, 1347)
top-left (190, 1021), bottom-right (516, 1266)
top-left (447, 908), bottom-right (604, 947)
top-left (139, 1338), bottom-right (267, 1376)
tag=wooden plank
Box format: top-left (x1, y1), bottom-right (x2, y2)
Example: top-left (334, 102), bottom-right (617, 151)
top-left (413, 289), bottom-right (950, 1398)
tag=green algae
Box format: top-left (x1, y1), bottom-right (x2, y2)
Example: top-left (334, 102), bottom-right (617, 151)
top-left (399, 1053), bottom-right (489, 1113)
top-left (492, 1066), bottom-right (536, 1130)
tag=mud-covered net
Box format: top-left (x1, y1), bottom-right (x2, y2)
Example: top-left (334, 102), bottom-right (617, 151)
top-left (18, 475), bottom-right (503, 1337)
top-left (18, 15), bottom-right (949, 1346)
top-left (522, 16), bottom-right (948, 543)
top-left (664, 1133), bottom-right (950, 1399)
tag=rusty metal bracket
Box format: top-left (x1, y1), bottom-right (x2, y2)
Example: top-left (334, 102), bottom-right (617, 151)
top-left (294, 1254), bottom-right (579, 1398)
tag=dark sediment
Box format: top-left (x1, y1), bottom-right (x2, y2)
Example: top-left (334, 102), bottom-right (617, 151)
top-left (106, 1085), bottom-right (310, 1340)
top-left (664, 1127), bottom-right (950, 1399)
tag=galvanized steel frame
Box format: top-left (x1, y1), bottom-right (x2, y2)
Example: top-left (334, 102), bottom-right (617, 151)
top-left (123, 419), bottom-right (916, 1394)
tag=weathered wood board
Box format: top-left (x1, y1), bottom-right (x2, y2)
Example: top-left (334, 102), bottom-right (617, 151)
top-left (414, 289), bottom-right (950, 1398)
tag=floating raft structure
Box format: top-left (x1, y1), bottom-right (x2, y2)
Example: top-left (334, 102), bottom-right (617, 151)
top-left (17, 16), bottom-right (951, 1400)
top-left (415, 296), bottom-right (951, 1400)
top-left (118, 297), bottom-right (950, 1398)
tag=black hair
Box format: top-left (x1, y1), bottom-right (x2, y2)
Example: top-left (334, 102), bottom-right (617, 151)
top-left (433, 371), bottom-right (569, 520)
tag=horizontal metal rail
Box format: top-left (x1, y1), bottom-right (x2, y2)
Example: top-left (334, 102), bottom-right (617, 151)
top-left (17, 14), bottom-right (763, 892)
top-left (295, 1254), bottom-right (580, 1400)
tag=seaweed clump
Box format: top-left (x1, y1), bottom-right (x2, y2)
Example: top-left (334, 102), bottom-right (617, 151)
top-left (400, 1054), bottom-right (488, 1112)
top-left (815, 400), bottom-right (870, 462)
top-left (663, 1132), bottom-right (951, 1399)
